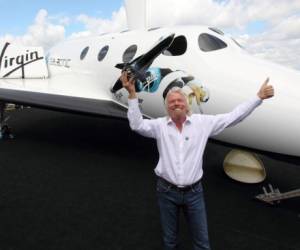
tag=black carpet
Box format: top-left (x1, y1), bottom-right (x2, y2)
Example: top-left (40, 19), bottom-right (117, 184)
top-left (0, 108), bottom-right (299, 250)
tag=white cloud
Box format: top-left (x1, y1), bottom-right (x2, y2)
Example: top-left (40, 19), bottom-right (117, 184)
top-left (57, 16), bottom-right (71, 26)
top-left (240, 14), bottom-right (300, 70)
top-left (144, 0), bottom-right (300, 30)
top-left (0, 1), bottom-right (299, 70)
top-left (267, 15), bottom-right (300, 40)
top-left (69, 30), bottom-right (92, 39)
top-left (75, 7), bottom-right (127, 35)
top-left (0, 9), bottom-right (65, 51)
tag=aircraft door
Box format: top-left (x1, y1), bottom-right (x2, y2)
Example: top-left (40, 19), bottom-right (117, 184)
top-left (112, 67), bottom-right (209, 117)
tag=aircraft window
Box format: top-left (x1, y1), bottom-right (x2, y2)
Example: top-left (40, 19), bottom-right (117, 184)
top-left (148, 27), bottom-right (161, 31)
top-left (231, 38), bottom-right (244, 49)
top-left (98, 45), bottom-right (109, 61)
top-left (99, 32), bottom-right (108, 36)
top-left (162, 35), bottom-right (187, 56)
top-left (209, 27), bottom-right (224, 35)
top-left (80, 46), bottom-right (89, 60)
top-left (198, 33), bottom-right (227, 52)
top-left (122, 45), bottom-right (137, 62)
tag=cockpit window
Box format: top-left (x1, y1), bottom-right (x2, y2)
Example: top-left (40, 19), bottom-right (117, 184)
top-left (148, 27), bottom-right (161, 31)
top-left (198, 33), bottom-right (227, 52)
top-left (231, 38), bottom-right (244, 49)
top-left (162, 35), bottom-right (187, 56)
top-left (123, 45), bottom-right (137, 62)
top-left (98, 45), bottom-right (109, 61)
top-left (208, 27), bottom-right (224, 35)
top-left (80, 46), bottom-right (89, 60)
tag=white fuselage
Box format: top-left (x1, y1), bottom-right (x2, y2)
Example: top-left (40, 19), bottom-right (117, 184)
top-left (36, 25), bottom-right (300, 157)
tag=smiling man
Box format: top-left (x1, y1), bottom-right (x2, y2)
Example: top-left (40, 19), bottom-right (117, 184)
top-left (121, 71), bottom-right (274, 250)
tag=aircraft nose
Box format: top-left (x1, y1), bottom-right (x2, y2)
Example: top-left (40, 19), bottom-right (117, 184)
top-left (196, 52), bottom-right (300, 157)
top-left (232, 62), bottom-right (300, 156)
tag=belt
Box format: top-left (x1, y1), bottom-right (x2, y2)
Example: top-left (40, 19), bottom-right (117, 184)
top-left (158, 177), bottom-right (201, 192)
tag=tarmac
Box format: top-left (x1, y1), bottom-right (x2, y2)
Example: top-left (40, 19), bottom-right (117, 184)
top-left (0, 107), bottom-right (299, 250)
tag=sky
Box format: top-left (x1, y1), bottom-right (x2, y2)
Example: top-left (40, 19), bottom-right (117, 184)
top-left (1, 0), bottom-right (300, 70)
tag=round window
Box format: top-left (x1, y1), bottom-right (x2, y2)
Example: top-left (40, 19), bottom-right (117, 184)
top-left (80, 46), bottom-right (89, 60)
top-left (122, 45), bottom-right (137, 63)
top-left (98, 45), bottom-right (109, 61)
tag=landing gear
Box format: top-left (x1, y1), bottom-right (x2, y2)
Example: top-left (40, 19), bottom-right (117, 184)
top-left (0, 102), bottom-right (14, 140)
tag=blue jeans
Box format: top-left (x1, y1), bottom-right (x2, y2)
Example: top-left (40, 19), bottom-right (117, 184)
top-left (156, 178), bottom-right (211, 250)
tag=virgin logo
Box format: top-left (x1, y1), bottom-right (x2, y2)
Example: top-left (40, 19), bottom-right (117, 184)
top-left (0, 42), bottom-right (44, 78)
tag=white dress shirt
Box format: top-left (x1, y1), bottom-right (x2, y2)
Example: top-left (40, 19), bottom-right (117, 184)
top-left (127, 97), bottom-right (262, 186)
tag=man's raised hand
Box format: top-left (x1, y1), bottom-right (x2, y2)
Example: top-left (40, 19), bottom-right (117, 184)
top-left (257, 77), bottom-right (274, 100)
top-left (120, 71), bottom-right (136, 99)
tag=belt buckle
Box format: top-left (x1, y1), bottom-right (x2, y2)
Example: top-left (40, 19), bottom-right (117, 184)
top-left (178, 180), bottom-right (199, 192)
top-left (177, 185), bottom-right (190, 192)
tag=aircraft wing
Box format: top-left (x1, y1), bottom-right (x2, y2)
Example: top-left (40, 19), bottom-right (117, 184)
top-left (0, 75), bottom-right (128, 119)
top-left (0, 42), bottom-right (128, 118)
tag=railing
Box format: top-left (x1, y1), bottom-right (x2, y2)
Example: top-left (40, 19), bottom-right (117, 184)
top-left (256, 184), bottom-right (300, 204)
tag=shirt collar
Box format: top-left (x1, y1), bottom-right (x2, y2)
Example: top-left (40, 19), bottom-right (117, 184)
top-left (166, 115), bottom-right (192, 125)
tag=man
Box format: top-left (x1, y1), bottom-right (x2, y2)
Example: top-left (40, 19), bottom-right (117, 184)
top-left (120, 71), bottom-right (274, 250)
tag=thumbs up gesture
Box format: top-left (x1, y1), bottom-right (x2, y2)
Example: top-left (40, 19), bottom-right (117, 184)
top-left (257, 78), bottom-right (274, 100)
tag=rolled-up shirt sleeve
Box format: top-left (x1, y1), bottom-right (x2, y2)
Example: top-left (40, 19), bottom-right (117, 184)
top-left (209, 96), bottom-right (263, 137)
top-left (127, 98), bottom-right (158, 139)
